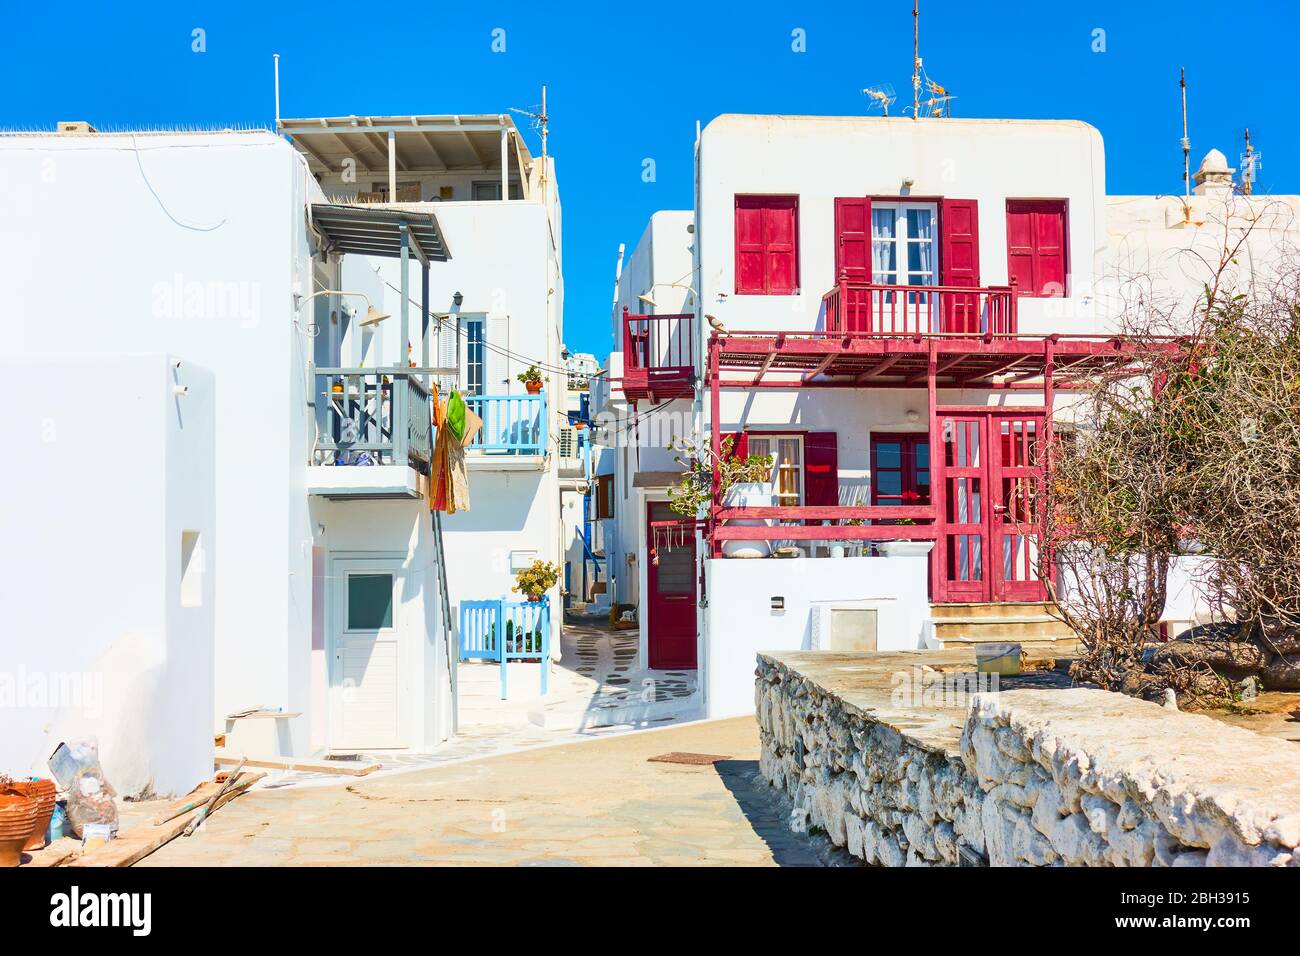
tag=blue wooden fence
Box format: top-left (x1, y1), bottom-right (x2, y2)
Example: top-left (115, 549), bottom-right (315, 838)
top-left (458, 597), bottom-right (551, 699)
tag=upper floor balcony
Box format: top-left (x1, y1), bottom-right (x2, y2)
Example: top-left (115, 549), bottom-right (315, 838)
top-left (464, 393), bottom-right (548, 470)
top-left (823, 276), bottom-right (1017, 339)
top-left (308, 367), bottom-right (433, 498)
top-left (622, 308), bottom-right (696, 402)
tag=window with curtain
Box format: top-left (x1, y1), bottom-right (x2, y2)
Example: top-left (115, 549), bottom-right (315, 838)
top-left (748, 435), bottom-right (804, 506)
top-left (872, 202), bottom-right (937, 300)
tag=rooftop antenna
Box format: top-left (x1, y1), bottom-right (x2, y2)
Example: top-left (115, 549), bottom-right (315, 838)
top-left (1239, 127), bottom-right (1262, 196)
top-left (273, 53), bottom-right (281, 130)
top-left (863, 83), bottom-right (897, 116)
top-left (1180, 67), bottom-right (1191, 222)
top-left (510, 85), bottom-right (549, 204)
top-left (923, 79), bottom-right (955, 117)
top-left (911, 0), bottom-right (922, 120)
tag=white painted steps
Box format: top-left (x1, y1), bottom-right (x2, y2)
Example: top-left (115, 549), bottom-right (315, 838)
top-left (930, 601), bottom-right (1079, 651)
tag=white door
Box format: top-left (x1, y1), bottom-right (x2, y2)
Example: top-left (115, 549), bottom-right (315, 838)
top-left (328, 559), bottom-right (404, 749)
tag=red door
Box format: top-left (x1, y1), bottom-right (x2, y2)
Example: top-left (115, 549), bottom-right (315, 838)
top-left (647, 502), bottom-right (698, 669)
top-left (989, 414), bottom-right (1048, 601)
top-left (938, 416), bottom-right (989, 602)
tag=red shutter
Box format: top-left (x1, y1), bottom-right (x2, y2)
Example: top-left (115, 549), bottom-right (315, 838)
top-left (1006, 200), bottom-right (1067, 297)
top-left (940, 199), bottom-right (980, 333)
top-left (1005, 202), bottom-right (1036, 295)
top-left (735, 200), bottom-right (766, 294)
top-left (763, 200), bottom-right (798, 294)
top-left (834, 197), bottom-right (872, 282)
top-left (803, 432), bottom-right (839, 511)
top-left (1034, 202), bottom-right (1066, 296)
top-left (721, 431), bottom-right (748, 460)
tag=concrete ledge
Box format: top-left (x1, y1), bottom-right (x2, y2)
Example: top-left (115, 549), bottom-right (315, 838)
top-left (306, 464), bottom-right (421, 498)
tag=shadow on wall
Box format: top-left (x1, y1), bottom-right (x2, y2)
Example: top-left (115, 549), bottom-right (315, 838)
top-left (440, 471), bottom-right (543, 533)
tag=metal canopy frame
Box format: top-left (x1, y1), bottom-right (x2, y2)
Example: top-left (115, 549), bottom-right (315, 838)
top-left (704, 330), bottom-right (1177, 599)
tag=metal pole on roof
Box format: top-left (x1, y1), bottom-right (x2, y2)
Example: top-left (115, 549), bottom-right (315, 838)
top-left (273, 54), bottom-right (281, 129)
top-left (388, 129), bottom-right (398, 199)
top-left (500, 118), bottom-right (509, 201)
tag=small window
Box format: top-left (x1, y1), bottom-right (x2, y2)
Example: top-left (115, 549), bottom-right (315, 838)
top-left (747, 435), bottom-right (803, 506)
top-left (734, 196), bottom-right (799, 295)
top-left (180, 531), bottom-right (203, 608)
top-left (347, 573), bottom-right (393, 630)
top-left (594, 475), bottom-right (615, 520)
top-left (472, 181), bottom-right (523, 201)
top-left (870, 434), bottom-right (931, 511)
top-left (1006, 200), bottom-right (1067, 297)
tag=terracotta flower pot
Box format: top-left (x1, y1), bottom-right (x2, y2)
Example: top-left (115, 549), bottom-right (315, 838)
top-left (0, 791), bottom-right (40, 867)
top-left (525, 380), bottom-right (543, 395)
top-left (10, 779), bottom-right (56, 851)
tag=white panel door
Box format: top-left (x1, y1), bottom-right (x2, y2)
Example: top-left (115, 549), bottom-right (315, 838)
top-left (329, 560), bottom-right (404, 749)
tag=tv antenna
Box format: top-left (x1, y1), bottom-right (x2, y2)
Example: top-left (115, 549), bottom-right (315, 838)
top-left (509, 84), bottom-right (549, 202)
top-left (1238, 127), bottom-right (1262, 196)
top-left (863, 83), bottom-right (897, 116)
top-left (911, 0), bottom-right (922, 120)
top-left (922, 79), bottom-right (955, 117)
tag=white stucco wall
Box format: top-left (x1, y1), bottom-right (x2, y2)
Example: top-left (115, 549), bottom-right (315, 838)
top-left (0, 354), bottom-right (215, 797)
top-left (0, 130), bottom-right (321, 754)
top-left (703, 552), bottom-right (931, 717)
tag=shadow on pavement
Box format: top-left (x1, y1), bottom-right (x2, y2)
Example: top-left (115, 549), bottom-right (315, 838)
top-left (713, 759), bottom-right (825, 867)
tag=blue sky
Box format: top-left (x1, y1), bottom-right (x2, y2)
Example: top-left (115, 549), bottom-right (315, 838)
top-left (8, 1), bottom-right (1297, 357)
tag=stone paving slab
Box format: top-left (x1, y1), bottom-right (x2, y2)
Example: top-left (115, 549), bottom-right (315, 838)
top-left (138, 717), bottom-right (827, 867)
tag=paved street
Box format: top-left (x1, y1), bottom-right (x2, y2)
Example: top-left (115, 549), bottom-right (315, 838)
top-left (139, 717), bottom-right (827, 866)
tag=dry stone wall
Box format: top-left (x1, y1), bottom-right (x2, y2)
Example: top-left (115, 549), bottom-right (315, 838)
top-left (757, 654), bottom-right (1300, 866)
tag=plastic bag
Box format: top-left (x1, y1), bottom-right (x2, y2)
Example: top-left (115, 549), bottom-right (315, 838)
top-left (51, 739), bottom-right (118, 838)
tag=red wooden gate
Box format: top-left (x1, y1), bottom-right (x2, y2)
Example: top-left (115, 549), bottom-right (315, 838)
top-left (935, 411), bottom-right (1047, 603)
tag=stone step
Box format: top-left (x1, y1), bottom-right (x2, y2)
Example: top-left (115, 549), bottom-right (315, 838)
top-left (933, 618), bottom-right (1076, 643)
top-left (929, 601), bottom-right (1059, 621)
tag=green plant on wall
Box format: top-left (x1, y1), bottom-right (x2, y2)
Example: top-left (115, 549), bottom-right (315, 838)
top-left (667, 435), bottom-right (774, 518)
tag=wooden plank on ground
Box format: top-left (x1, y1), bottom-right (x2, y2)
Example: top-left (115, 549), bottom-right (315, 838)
top-left (213, 754), bottom-right (381, 776)
top-left (68, 772), bottom-right (265, 868)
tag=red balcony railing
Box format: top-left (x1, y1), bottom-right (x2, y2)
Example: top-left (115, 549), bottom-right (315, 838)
top-left (823, 278), bottom-right (1017, 337)
top-left (622, 308), bottom-right (695, 401)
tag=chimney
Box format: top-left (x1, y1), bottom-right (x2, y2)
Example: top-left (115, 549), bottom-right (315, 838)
top-left (1193, 148), bottom-right (1234, 196)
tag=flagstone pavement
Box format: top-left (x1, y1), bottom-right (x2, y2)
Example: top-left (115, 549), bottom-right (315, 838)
top-left (138, 717), bottom-right (844, 866)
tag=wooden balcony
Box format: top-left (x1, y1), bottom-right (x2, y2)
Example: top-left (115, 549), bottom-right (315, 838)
top-left (622, 308), bottom-right (696, 401)
top-left (823, 279), bottom-right (1016, 338)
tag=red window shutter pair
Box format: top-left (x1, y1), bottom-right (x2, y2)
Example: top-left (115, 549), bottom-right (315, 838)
top-left (735, 196), bottom-right (799, 294)
top-left (1006, 200), bottom-right (1067, 297)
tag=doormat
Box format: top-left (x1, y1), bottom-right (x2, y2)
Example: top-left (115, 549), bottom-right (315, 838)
top-left (647, 752), bottom-right (730, 766)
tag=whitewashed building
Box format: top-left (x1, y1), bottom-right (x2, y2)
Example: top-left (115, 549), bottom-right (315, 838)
top-left (595, 114), bottom-right (1300, 719)
top-left (0, 112), bottom-right (567, 792)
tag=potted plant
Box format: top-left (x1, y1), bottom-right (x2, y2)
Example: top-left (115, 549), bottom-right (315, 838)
top-left (513, 559), bottom-right (560, 602)
top-left (517, 365), bottom-right (544, 395)
top-left (669, 435), bottom-right (775, 558)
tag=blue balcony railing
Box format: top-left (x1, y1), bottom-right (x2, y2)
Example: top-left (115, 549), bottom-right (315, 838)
top-left (465, 393), bottom-right (547, 455)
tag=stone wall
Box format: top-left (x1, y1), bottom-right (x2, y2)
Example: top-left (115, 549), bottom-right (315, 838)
top-left (757, 653), bottom-right (1300, 866)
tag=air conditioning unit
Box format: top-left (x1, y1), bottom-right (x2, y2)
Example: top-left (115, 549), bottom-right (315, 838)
top-left (810, 601), bottom-right (884, 653)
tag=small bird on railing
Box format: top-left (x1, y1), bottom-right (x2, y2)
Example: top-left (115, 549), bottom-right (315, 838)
top-left (706, 313), bottom-right (728, 334)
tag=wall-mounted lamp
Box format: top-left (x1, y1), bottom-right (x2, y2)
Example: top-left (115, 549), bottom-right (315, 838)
top-left (295, 290), bottom-right (389, 327)
top-left (452, 291), bottom-right (464, 307)
top-left (771, 596), bottom-right (785, 611)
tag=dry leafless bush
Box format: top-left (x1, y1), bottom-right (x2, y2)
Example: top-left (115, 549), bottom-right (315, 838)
top-left (1043, 212), bottom-right (1300, 706)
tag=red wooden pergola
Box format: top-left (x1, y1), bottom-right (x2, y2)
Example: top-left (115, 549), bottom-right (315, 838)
top-left (704, 325), bottom-right (1159, 602)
